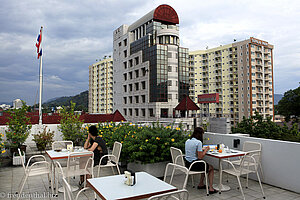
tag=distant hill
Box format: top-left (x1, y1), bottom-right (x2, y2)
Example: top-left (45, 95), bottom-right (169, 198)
top-left (42, 90), bottom-right (88, 111)
top-left (0, 102), bottom-right (12, 106)
top-left (274, 94), bottom-right (283, 105)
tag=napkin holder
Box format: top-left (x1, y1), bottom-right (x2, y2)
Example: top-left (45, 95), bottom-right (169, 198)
top-left (124, 170), bottom-right (136, 186)
top-left (67, 144), bottom-right (73, 152)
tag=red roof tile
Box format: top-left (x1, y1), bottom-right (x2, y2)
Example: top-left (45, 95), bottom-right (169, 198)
top-left (0, 110), bottom-right (126, 125)
top-left (175, 96), bottom-right (200, 111)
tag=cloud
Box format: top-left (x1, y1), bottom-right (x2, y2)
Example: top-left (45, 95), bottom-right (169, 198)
top-left (0, 0), bottom-right (299, 105)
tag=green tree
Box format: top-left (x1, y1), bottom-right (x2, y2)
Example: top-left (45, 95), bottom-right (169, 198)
top-left (232, 112), bottom-right (300, 142)
top-left (5, 102), bottom-right (32, 149)
top-left (277, 86), bottom-right (300, 122)
top-left (58, 101), bottom-right (84, 146)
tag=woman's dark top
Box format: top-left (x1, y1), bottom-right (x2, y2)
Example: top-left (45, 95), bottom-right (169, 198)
top-left (90, 136), bottom-right (108, 165)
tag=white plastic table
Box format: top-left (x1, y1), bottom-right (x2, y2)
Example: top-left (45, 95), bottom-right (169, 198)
top-left (46, 149), bottom-right (92, 193)
top-left (206, 149), bottom-right (246, 193)
top-left (87, 172), bottom-right (177, 200)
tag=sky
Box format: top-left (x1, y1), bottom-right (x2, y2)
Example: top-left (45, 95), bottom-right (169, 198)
top-left (0, 0), bottom-right (299, 105)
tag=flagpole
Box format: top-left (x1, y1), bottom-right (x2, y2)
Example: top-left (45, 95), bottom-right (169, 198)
top-left (38, 26), bottom-right (43, 125)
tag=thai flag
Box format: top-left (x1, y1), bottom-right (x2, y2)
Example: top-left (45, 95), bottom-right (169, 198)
top-left (36, 27), bottom-right (42, 59)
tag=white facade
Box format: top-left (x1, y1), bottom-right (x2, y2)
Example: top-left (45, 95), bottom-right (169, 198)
top-left (13, 99), bottom-right (22, 109)
top-left (89, 57), bottom-right (114, 114)
top-left (113, 5), bottom-right (189, 123)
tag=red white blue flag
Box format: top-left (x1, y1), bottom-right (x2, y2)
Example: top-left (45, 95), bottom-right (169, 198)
top-left (36, 27), bottom-right (42, 59)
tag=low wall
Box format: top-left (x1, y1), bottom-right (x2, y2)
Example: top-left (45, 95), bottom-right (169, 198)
top-left (203, 132), bottom-right (300, 193)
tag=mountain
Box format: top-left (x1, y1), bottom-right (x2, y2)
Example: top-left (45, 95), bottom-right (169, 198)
top-left (0, 102), bottom-right (12, 106)
top-left (274, 94), bottom-right (283, 105)
top-left (42, 90), bottom-right (88, 111)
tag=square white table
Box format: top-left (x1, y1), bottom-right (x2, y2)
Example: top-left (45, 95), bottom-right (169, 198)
top-left (46, 149), bottom-right (91, 160)
top-left (206, 149), bottom-right (246, 193)
top-left (87, 172), bottom-right (177, 200)
top-left (46, 149), bottom-right (93, 193)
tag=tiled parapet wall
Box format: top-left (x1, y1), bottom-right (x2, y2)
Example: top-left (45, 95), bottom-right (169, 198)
top-left (203, 132), bottom-right (300, 194)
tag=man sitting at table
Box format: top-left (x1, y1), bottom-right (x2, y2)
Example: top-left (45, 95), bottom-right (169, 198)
top-left (185, 127), bottom-right (217, 194)
top-left (80, 125), bottom-right (108, 186)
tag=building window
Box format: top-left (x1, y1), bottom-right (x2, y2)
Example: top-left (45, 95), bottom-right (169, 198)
top-left (123, 109), bottom-right (127, 116)
top-left (135, 83), bottom-right (139, 91)
top-left (135, 57), bottom-right (139, 65)
top-left (123, 73), bottom-right (127, 81)
top-left (161, 108), bottom-right (168, 118)
top-left (168, 66), bottom-right (172, 72)
top-left (124, 50), bottom-right (127, 58)
top-left (123, 62), bottom-right (127, 69)
top-left (142, 68), bottom-right (147, 76)
top-left (135, 109), bottom-right (139, 116)
top-left (135, 96), bottom-right (139, 103)
top-left (142, 81), bottom-right (146, 90)
top-left (123, 85), bottom-right (127, 92)
top-left (129, 96), bottom-right (133, 104)
top-left (129, 84), bottom-right (133, 91)
top-left (141, 109), bottom-right (145, 117)
top-left (168, 80), bottom-right (172, 86)
top-left (123, 97), bottom-right (127, 104)
top-left (129, 108), bottom-right (132, 116)
top-left (118, 42), bottom-right (121, 47)
top-left (135, 70), bottom-right (139, 78)
top-left (142, 95), bottom-right (146, 103)
top-left (149, 108), bottom-right (154, 117)
top-left (129, 72), bottom-right (133, 79)
top-left (123, 39), bottom-right (127, 46)
top-left (129, 59), bottom-right (133, 67)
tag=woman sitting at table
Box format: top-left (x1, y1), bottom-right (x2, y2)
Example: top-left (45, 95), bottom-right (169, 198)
top-left (80, 125), bottom-right (108, 186)
top-left (185, 127), bottom-right (217, 194)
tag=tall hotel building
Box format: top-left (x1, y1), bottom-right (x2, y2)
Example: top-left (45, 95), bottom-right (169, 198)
top-left (190, 37), bottom-right (274, 124)
top-left (88, 57), bottom-right (114, 114)
top-left (113, 5), bottom-right (189, 122)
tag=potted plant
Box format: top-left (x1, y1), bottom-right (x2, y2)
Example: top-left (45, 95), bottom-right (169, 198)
top-left (58, 101), bottom-right (85, 146)
top-left (5, 102), bottom-right (32, 154)
top-left (0, 132), bottom-right (6, 166)
top-left (32, 126), bottom-right (54, 151)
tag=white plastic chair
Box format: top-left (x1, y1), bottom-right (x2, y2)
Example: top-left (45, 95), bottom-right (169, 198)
top-left (164, 163), bottom-right (189, 190)
top-left (148, 189), bottom-right (189, 200)
top-left (221, 153), bottom-right (265, 200)
top-left (170, 147), bottom-right (209, 196)
top-left (17, 148), bottom-right (53, 200)
top-left (52, 141), bottom-right (73, 150)
top-left (231, 141), bottom-right (264, 185)
top-left (97, 141), bottom-right (122, 177)
top-left (61, 174), bottom-right (90, 200)
top-left (66, 151), bottom-right (94, 187)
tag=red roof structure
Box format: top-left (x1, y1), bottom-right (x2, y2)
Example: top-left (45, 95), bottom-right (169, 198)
top-left (153, 4), bottom-right (179, 24)
top-left (0, 110), bottom-right (126, 125)
top-left (175, 96), bottom-right (200, 111)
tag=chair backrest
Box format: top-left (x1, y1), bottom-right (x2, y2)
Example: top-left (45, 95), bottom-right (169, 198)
top-left (243, 141), bottom-right (261, 152)
top-left (62, 177), bottom-right (75, 200)
top-left (18, 148), bottom-right (26, 170)
top-left (52, 141), bottom-right (73, 150)
top-left (111, 141), bottom-right (122, 163)
top-left (164, 163), bottom-right (189, 190)
top-left (243, 141), bottom-right (262, 164)
top-left (148, 189), bottom-right (189, 200)
top-left (170, 147), bottom-right (185, 167)
top-left (66, 151), bottom-right (94, 177)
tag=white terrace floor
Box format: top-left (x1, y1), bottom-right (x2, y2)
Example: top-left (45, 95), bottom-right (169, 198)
top-left (0, 155), bottom-right (299, 200)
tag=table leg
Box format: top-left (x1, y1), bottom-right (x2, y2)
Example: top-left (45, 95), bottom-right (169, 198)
top-left (213, 158), bottom-right (230, 193)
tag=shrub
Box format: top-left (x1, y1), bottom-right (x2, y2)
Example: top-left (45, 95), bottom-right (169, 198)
top-left (84, 122), bottom-right (190, 164)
